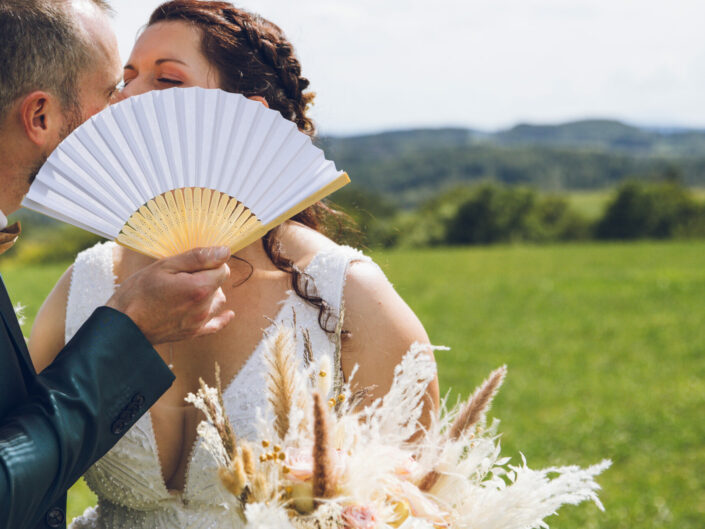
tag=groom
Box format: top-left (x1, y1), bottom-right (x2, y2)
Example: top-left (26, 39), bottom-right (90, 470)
top-left (0, 1), bottom-right (235, 528)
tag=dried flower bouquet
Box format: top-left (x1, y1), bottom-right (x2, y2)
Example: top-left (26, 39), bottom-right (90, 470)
top-left (186, 323), bottom-right (610, 529)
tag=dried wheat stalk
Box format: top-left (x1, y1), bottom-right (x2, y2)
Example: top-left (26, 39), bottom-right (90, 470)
top-left (312, 392), bottom-right (335, 498)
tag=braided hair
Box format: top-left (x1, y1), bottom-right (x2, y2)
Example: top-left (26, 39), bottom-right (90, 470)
top-left (149, 1), bottom-right (345, 332)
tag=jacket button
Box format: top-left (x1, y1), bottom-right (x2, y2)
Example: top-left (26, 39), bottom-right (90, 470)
top-left (111, 419), bottom-right (127, 436)
top-left (46, 507), bottom-right (65, 528)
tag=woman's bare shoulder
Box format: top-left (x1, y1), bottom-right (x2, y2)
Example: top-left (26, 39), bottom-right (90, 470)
top-left (340, 259), bottom-right (439, 414)
top-left (277, 221), bottom-right (340, 268)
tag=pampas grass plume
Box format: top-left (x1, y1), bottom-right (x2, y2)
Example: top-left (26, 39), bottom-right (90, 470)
top-left (448, 365), bottom-right (507, 441)
top-left (419, 365), bottom-right (507, 492)
top-left (265, 326), bottom-right (297, 440)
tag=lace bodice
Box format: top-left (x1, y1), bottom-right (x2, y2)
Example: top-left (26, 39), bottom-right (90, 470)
top-left (66, 241), bottom-right (375, 529)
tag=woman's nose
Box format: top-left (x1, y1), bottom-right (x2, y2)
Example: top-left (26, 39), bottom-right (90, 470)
top-left (112, 90), bottom-right (127, 104)
top-left (118, 79), bottom-right (150, 100)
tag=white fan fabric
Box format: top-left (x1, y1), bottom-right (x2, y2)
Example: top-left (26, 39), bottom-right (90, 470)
top-left (23, 87), bottom-right (343, 240)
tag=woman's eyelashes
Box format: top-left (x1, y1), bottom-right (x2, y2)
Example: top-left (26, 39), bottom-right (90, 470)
top-left (121, 69), bottom-right (184, 88)
top-left (157, 77), bottom-right (183, 85)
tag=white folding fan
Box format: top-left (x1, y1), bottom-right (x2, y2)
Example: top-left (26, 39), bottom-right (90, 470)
top-left (23, 87), bottom-right (349, 259)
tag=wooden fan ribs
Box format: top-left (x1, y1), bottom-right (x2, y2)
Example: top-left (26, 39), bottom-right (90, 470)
top-left (116, 187), bottom-right (264, 259)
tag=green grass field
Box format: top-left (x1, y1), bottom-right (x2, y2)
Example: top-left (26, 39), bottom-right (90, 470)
top-left (1, 241), bottom-right (703, 527)
top-left (566, 187), bottom-right (705, 222)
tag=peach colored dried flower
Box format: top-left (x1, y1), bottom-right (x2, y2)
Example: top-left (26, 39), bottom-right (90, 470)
top-left (342, 505), bottom-right (377, 529)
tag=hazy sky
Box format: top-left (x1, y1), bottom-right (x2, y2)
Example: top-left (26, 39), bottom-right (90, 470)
top-left (112, 0), bottom-right (705, 135)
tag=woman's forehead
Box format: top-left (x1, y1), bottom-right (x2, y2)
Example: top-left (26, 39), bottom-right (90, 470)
top-left (129, 21), bottom-right (203, 62)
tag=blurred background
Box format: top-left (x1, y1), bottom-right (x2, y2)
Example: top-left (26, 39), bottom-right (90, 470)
top-left (2, 0), bottom-right (703, 527)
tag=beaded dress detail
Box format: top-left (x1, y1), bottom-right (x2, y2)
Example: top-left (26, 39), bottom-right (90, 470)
top-left (65, 241), bottom-right (376, 529)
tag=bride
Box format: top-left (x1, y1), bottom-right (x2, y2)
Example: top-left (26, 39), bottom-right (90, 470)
top-left (29, 1), bottom-right (439, 527)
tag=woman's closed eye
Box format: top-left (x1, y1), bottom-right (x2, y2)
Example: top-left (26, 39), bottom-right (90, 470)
top-left (157, 77), bottom-right (183, 85)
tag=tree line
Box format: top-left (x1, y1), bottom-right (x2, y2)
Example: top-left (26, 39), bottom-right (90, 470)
top-left (331, 179), bottom-right (705, 249)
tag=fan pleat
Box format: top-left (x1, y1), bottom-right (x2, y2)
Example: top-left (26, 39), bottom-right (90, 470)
top-left (91, 113), bottom-right (147, 208)
top-left (240, 120), bottom-right (300, 213)
top-left (151, 90), bottom-right (180, 190)
top-left (194, 90), bottom-right (210, 188)
top-left (225, 101), bottom-right (263, 201)
top-left (110, 103), bottom-right (157, 200)
top-left (203, 91), bottom-right (226, 189)
top-left (247, 131), bottom-right (313, 214)
top-left (22, 197), bottom-right (114, 239)
top-left (50, 144), bottom-right (132, 221)
top-left (29, 184), bottom-right (119, 236)
top-left (71, 127), bottom-right (140, 215)
top-left (133, 94), bottom-right (174, 196)
top-left (33, 162), bottom-right (125, 228)
top-left (256, 155), bottom-right (327, 221)
top-left (236, 110), bottom-right (289, 202)
top-left (174, 89), bottom-right (195, 189)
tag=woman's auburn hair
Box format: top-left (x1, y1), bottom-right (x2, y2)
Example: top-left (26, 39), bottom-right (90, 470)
top-left (149, 0), bottom-right (352, 333)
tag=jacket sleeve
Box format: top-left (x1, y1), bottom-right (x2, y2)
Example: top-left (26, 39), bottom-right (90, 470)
top-left (0, 306), bottom-right (174, 529)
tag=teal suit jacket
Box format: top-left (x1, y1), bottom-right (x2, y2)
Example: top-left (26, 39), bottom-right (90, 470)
top-left (0, 276), bottom-right (175, 529)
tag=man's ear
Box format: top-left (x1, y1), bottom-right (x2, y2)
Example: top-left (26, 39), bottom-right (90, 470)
top-left (19, 91), bottom-right (63, 147)
top-left (247, 95), bottom-right (269, 108)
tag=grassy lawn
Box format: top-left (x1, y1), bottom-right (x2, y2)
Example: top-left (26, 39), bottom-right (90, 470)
top-left (2, 240), bottom-right (703, 527)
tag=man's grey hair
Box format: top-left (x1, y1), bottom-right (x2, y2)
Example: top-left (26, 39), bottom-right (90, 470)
top-left (0, 0), bottom-right (112, 123)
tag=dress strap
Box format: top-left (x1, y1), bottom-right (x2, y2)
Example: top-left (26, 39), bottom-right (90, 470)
top-left (65, 241), bottom-right (117, 343)
top-left (303, 245), bottom-right (385, 396)
top-left (305, 245), bottom-right (375, 321)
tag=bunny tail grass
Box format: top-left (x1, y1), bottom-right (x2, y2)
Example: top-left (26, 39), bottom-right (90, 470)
top-left (219, 456), bottom-right (247, 497)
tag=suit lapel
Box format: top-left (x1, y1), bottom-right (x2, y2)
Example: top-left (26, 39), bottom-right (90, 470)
top-left (0, 275), bottom-right (36, 376)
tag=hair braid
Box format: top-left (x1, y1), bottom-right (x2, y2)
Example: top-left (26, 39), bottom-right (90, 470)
top-left (222, 8), bottom-right (316, 135)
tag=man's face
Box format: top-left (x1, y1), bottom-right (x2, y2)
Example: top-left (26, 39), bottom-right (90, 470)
top-left (24, 3), bottom-right (122, 194)
top-left (70, 2), bottom-right (123, 129)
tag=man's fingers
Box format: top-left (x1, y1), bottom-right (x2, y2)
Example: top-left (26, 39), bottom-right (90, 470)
top-left (207, 287), bottom-right (228, 318)
top-left (190, 264), bottom-right (231, 298)
top-left (195, 310), bottom-right (236, 336)
top-left (162, 246), bottom-right (231, 273)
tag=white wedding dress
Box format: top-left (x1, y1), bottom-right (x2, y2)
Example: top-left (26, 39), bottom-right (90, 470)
top-left (66, 241), bottom-right (376, 529)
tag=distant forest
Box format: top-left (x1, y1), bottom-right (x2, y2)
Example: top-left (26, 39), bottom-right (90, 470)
top-left (320, 119), bottom-right (705, 208)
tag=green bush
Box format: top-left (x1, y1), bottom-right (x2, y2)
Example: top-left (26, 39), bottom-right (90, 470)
top-left (7, 224), bottom-right (102, 265)
top-left (441, 184), bottom-right (591, 245)
top-left (595, 181), bottom-right (704, 239)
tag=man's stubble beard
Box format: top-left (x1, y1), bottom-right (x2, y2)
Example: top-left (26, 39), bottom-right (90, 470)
top-left (27, 104), bottom-right (83, 186)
